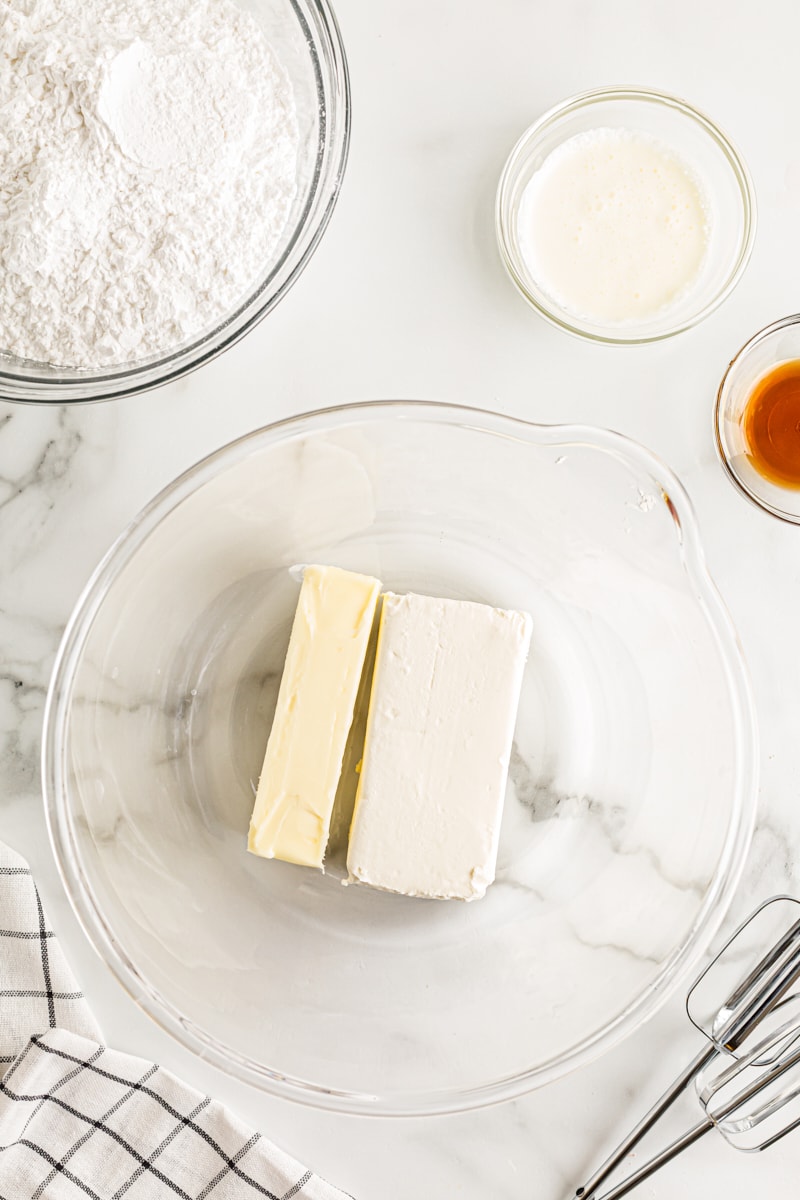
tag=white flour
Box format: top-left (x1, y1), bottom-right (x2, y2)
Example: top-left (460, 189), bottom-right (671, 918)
top-left (0, 0), bottom-right (299, 367)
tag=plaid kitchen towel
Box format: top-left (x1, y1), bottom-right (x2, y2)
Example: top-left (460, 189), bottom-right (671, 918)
top-left (0, 843), bottom-right (100, 1072)
top-left (0, 843), bottom-right (351, 1200)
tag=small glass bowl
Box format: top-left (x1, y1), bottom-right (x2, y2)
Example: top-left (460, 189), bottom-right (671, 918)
top-left (0, 0), bottom-right (349, 404)
top-left (496, 86), bottom-right (756, 344)
top-left (715, 315), bottom-right (800, 523)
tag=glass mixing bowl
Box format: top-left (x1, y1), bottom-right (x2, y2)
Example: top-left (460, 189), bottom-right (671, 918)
top-left (43, 402), bottom-right (758, 1115)
top-left (0, 0), bottom-right (349, 404)
top-left (496, 87), bottom-right (756, 344)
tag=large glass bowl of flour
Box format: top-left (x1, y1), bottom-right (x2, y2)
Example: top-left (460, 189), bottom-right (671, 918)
top-left (43, 402), bottom-right (758, 1115)
top-left (0, 0), bottom-right (349, 403)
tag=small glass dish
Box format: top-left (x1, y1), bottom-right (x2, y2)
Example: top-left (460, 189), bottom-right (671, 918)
top-left (715, 314), bottom-right (800, 523)
top-left (496, 86), bottom-right (756, 344)
top-left (44, 401), bottom-right (758, 1115)
top-left (0, 0), bottom-right (349, 404)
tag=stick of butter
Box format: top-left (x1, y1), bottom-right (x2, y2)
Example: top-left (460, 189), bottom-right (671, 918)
top-left (346, 592), bottom-right (532, 900)
top-left (248, 565), bottom-right (381, 868)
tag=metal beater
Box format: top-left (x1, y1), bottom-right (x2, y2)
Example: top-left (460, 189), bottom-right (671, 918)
top-left (574, 895), bottom-right (800, 1200)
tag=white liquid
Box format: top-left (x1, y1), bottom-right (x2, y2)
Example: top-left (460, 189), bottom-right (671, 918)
top-left (518, 127), bottom-right (711, 323)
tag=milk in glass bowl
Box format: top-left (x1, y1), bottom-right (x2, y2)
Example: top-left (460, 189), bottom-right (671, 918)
top-left (496, 87), bottom-right (756, 344)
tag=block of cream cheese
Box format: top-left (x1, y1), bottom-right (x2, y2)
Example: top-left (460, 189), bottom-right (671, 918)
top-left (248, 565), bottom-right (381, 868)
top-left (347, 592), bottom-right (532, 900)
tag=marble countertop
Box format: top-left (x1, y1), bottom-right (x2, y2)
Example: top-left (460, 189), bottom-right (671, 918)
top-left (2, 0), bottom-right (800, 1196)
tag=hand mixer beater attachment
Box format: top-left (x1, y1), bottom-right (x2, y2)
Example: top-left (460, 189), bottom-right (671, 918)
top-left (574, 895), bottom-right (800, 1200)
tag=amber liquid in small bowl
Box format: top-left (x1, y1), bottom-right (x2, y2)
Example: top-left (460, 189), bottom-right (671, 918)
top-left (742, 361), bottom-right (800, 489)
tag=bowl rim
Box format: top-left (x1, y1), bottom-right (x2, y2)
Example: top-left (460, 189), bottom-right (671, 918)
top-left (42, 399), bottom-right (760, 1115)
top-left (495, 84), bottom-right (758, 345)
top-left (714, 313), bottom-right (800, 524)
top-left (0, 0), bottom-right (351, 405)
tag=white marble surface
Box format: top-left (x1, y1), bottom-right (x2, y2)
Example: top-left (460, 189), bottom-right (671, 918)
top-left (2, 0), bottom-right (800, 1196)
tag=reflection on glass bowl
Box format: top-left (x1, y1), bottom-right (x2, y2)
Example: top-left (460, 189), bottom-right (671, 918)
top-left (44, 401), bottom-right (758, 1115)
